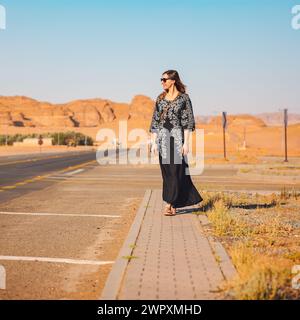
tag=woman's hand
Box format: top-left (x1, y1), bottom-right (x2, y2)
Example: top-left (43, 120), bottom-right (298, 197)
top-left (183, 129), bottom-right (190, 156)
top-left (151, 142), bottom-right (158, 155)
top-left (182, 142), bottom-right (189, 156)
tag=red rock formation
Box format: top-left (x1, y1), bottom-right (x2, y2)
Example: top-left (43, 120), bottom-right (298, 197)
top-left (129, 95), bottom-right (154, 120)
top-left (209, 114), bottom-right (266, 127)
top-left (0, 95), bottom-right (273, 130)
top-left (0, 96), bottom-right (126, 127)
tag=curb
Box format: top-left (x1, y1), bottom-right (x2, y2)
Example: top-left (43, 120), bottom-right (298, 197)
top-left (99, 189), bottom-right (152, 300)
top-left (197, 215), bottom-right (238, 281)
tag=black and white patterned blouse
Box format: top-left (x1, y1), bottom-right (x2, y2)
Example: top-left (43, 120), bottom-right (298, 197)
top-left (149, 92), bottom-right (196, 161)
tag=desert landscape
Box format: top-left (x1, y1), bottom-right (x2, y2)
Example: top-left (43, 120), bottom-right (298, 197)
top-left (1, 95), bottom-right (299, 161)
top-left (1, 0), bottom-right (300, 313)
top-left (1, 94), bottom-right (299, 300)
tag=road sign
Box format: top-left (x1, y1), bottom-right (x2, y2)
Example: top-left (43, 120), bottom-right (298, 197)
top-left (222, 111), bottom-right (227, 129)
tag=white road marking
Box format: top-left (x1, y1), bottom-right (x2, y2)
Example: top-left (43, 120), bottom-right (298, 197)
top-left (0, 256), bottom-right (114, 266)
top-left (0, 211), bottom-right (121, 218)
top-left (46, 174), bottom-right (161, 180)
top-left (64, 169), bottom-right (85, 175)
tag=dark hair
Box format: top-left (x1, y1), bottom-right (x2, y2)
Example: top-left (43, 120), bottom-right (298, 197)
top-left (158, 69), bottom-right (186, 100)
top-left (157, 70), bottom-right (187, 120)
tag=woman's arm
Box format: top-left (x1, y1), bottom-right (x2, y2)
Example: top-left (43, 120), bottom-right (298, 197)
top-left (150, 132), bottom-right (157, 145)
top-left (149, 98), bottom-right (160, 132)
top-left (180, 94), bottom-right (196, 132)
top-left (182, 129), bottom-right (191, 155)
top-left (181, 94), bottom-right (196, 155)
top-left (149, 97), bottom-right (160, 144)
top-left (184, 129), bottom-right (191, 145)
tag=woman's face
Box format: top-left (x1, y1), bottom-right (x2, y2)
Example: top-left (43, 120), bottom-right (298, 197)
top-left (161, 73), bottom-right (175, 90)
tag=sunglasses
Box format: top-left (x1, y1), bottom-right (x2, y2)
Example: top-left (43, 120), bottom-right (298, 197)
top-left (160, 77), bottom-right (172, 82)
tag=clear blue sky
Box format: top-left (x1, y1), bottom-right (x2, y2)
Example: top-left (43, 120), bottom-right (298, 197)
top-left (0, 0), bottom-right (299, 115)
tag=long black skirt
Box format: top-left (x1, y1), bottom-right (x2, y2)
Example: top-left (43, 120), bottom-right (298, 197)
top-left (158, 136), bottom-right (203, 209)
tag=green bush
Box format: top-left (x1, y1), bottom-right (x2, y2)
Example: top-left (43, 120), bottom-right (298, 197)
top-left (0, 132), bottom-right (93, 146)
top-left (51, 131), bottom-right (93, 146)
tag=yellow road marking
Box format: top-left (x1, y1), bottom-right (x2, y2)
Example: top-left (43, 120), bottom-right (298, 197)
top-left (0, 154), bottom-right (63, 167)
top-left (0, 160), bottom-right (97, 191)
top-left (2, 186), bottom-right (16, 189)
top-left (0, 151), bottom-right (94, 167)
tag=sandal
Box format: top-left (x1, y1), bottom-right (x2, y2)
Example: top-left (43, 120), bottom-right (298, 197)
top-left (164, 205), bottom-right (176, 216)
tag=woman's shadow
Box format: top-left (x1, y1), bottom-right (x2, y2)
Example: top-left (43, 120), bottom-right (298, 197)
top-left (176, 204), bottom-right (208, 215)
top-left (176, 201), bottom-right (278, 215)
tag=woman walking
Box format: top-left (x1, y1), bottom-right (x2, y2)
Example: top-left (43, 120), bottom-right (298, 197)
top-left (149, 70), bottom-right (203, 216)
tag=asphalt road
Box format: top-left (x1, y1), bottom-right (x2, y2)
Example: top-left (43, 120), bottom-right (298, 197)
top-left (0, 149), bottom-right (299, 205)
top-left (0, 151), bottom-right (143, 299)
top-left (0, 150), bottom-right (97, 203)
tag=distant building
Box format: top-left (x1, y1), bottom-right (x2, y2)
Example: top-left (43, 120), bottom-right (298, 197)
top-left (13, 138), bottom-right (53, 146)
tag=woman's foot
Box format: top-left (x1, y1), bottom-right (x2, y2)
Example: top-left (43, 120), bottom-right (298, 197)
top-left (164, 205), bottom-right (176, 216)
top-left (163, 204), bottom-right (172, 215)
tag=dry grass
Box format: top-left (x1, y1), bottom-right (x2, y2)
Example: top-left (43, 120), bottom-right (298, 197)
top-left (234, 152), bottom-right (260, 164)
top-left (206, 199), bottom-right (251, 238)
top-left (280, 186), bottom-right (300, 200)
top-left (226, 243), bottom-right (294, 299)
top-left (198, 189), bottom-right (300, 299)
top-left (239, 166), bottom-right (300, 177)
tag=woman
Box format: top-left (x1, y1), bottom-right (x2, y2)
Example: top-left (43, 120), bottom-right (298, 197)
top-left (149, 69), bottom-right (203, 216)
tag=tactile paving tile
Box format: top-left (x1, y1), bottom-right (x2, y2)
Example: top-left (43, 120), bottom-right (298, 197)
top-left (117, 189), bottom-right (225, 300)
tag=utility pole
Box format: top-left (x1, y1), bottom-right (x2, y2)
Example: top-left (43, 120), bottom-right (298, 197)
top-left (5, 128), bottom-right (8, 146)
top-left (84, 105), bottom-right (87, 146)
top-left (242, 126), bottom-right (247, 149)
top-left (222, 111), bottom-right (227, 160)
top-left (283, 108), bottom-right (288, 162)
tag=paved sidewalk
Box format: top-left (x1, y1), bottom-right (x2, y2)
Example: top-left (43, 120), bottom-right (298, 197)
top-left (100, 189), bottom-right (237, 300)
